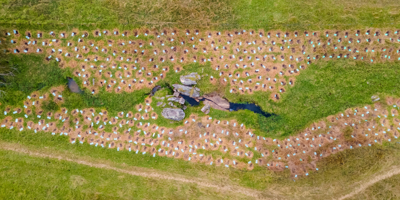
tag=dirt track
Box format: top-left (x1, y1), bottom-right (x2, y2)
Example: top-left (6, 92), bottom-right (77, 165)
top-left (2, 141), bottom-right (400, 199)
top-left (0, 142), bottom-right (261, 199)
top-left (337, 166), bottom-right (400, 200)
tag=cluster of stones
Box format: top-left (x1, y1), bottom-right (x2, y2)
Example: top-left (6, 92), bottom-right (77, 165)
top-left (6, 28), bottom-right (400, 100)
top-left (2, 84), bottom-right (400, 177)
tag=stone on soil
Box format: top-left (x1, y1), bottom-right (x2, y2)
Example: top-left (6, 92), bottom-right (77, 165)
top-left (180, 72), bottom-right (201, 85)
top-left (201, 93), bottom-right (230, 111)
top-left (371, 95), bottom-right (380, 102)
top-left (172, 84), bottom-right (200, 98)
top-left (201, 104), bottom-right (210, 114)
top-left (68, 78), bottom-right (82, 93)
top-left (161, 108), bottom-right (185, 121)
top-left (168, 97), bottom-right (181, 103)
top-left (178, 97), bottom-right (185, 104)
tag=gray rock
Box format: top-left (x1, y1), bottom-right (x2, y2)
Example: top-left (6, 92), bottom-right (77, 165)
top-left (162, 103), bottom-right (166, 107)
top-left (162, 108), bottom-right (185, 121)
top-left (182, 105), bottom-right (187, 110)
top-left (201, 93), bottom-right (230, 111)
top-left (180, 72), bottom-right (201, 85)
top-left (68, 78), bottom-right (82, 93)
top-left (168, 97), bottom-right (181, 102)
top-left (172, 84), bottom-right (200, 98)
top-left (168, 102), bottom-right (176, 107)
top-left (371, 95), bottom-right (380, 102)
top-left (178, 97), bottom-right (185, 104)
top-left (150, 85), bottom-right (162, 96)
top-left (173, 92), bottom-right (180, 97)
top-left (156, 102), bottom-right (163, 106)
top-left (201, 104), bottom-right (210, 114)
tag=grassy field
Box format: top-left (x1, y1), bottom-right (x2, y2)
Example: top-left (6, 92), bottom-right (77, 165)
top-left (0, 148), bottom-right (252, 200)
top-left (1, 0), bottom-right (400, 199)
top-left (349, 173), bottom-right (400, 200)
top-left (1, 127), bottom-right (400, 199)
top-left (1, 0), bottom-right (400, 29)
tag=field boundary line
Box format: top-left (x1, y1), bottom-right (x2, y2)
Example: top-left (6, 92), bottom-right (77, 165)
top-left (0, 142), bottom-right (262, 199)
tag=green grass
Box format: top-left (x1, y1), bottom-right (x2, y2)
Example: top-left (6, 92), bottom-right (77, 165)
top-left (0, 148), bottom-right (249, 200)
top-left (41, 100), bottom-right (60, 112)
top-left (0, 54), bottom-right (149, 116)
top-left (224, 60), bottom-right (400, 138)
top-left (1, 128), bottom-right (400, 199)
top-left (0, 128), bottom-right (277, 190)
top-left (3, 53), bottom-right (400, 139)
top-left (2, 0), bottom-right (400, 198)
top-left (0, 54), bottom-right (67, 106)
top-left (61, 89), bottom-right (149, 116)
top-left (232, 0), bottom-right (400, 30)
top-left (349, 173), bottom-right (400, 200)
top-left (1, 127), bottom-right (400, 194)
top-left (1, 0), bottom-right (400, 30)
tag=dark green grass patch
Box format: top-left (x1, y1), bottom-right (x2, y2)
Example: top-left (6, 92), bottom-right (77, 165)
top-left (41, 100), bottom-right (60, 112)
top-left (61, 89), bottom-right (149, 116)
top-left (0, 54), bottom-right (149, 115)
top-left (0, 54), bottom-right (67, 105)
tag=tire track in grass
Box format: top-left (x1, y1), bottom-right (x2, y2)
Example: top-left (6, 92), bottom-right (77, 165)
top-left (338, 166), bottom-right (400, 200)
top-left (0, 142), bottom-right (262, 199)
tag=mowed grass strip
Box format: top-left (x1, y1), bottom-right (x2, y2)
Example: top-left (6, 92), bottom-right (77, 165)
top-left (0, 0), bottom-right (233, 28)
top-left (232, 0), bottom-right (400, 30)
top-left (0, 148), bottom-right (250, 200)
top-left (1, 0), bottom-right (400, 29)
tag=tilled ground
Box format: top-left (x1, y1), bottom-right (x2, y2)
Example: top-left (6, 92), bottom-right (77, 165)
top-left (2, 84), bottom-right (400, 178)
top-left (5, 28), bottom-right (400, 100)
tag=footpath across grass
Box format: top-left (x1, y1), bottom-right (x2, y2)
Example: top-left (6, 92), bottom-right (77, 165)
top-left (1, 127), bottom-right (400, 197)
top-left (0, 148), bottom-right (249, 200)
top-left (1, 0), bottom-right (400, 198)
top-left (349, 173), bottom-right (400, 200)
